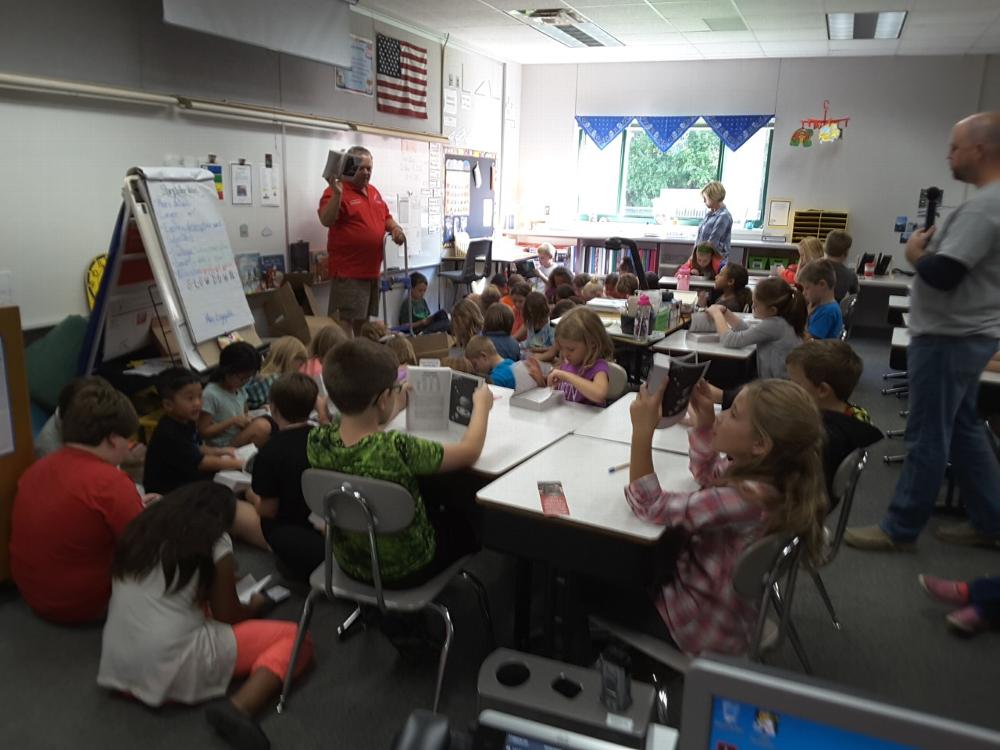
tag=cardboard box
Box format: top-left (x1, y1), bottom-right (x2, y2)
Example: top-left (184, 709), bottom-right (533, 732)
top-left (263, 283), bottom-right (311, 344)
top-left (410, 332), bottom-right (451, 362)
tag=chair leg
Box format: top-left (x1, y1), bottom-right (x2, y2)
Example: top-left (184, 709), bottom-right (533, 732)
top-left (427, 602), bottom-right (454, 714)
top-left (460, 570), bottom-right (496, 648)
top-left (809, 570), bottom-right (841, 630)
top-left (882, 384), bottom-right (908, 396)
top-left (883, 453), bottom-right (906, 464)
top-left (277, 589), bottom-right (321, 714)
top-left (337, 605), bottom-right (364, 641)
top-left (770, 588), bottom-right (812, 675)
top-left (886, 428), bottom-right (905, 439)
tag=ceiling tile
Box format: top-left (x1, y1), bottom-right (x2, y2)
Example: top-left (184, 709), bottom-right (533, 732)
top-left (596, 19), bottom-right (674, 34)
top-left (903, 24), bottom-right (986, 40)
top-left (910, 0), bottom-right (1000, 10)
top-left (742, 13), bottom-right (827, 31)
top-left (577, 4), bottom-right (664, 23)
top-left (907, 9), bottom-right (1000, 25)
top-left (691, 41), bottom-right (766, 58)
top-left (734, 0), bottom-right (823, 9)
top-left (759, 40), bottom-right (831, 56)
top-left (683, 30), bottom-right (759, 43)
top-left (822, 0), bottom-right (915, 11)
top-left (614, 31), bottom-right (688, 44)
top-left (752, 28), bottom-right (829, 42)
top-left (668, 18), bottom-right (712, 32)
top-left (897, 38), bottom-right (976, 55)
top-left (649, 2), bottom-right (737, 19)
top-left (828, 39), bottom-right (900, 52)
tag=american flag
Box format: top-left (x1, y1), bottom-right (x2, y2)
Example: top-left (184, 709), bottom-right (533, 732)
top-left (376, 33), bottom-right (428, 120)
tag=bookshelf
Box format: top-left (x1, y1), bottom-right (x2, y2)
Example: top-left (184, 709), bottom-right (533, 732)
top-left (581, 244), bottom-right (660, 276)
top-left (791, 210), bottom-right (849, 243)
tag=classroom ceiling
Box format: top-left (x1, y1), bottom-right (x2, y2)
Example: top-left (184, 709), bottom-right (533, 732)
top-left (357, 0), bottom-right (1000, 63)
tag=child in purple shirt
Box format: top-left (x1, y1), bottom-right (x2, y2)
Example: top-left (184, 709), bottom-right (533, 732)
top-left (545, 307), bottom-right (615, 406)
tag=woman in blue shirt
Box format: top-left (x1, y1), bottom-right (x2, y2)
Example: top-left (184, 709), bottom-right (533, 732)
top-left (695, 181), bottom-right (733, 259)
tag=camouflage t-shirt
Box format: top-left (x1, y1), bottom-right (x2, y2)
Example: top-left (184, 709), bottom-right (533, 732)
top-left (307, 422), bottom-right (444, 584)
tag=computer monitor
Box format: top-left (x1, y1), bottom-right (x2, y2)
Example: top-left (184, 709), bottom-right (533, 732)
top-left (679, 657), bottom-right (1000, 750)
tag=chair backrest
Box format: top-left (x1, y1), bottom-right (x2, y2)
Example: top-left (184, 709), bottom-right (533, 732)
top-left (824, 449), bottom-right (867, 564)
top-left (460, 239), bottom-right (493, 280)
top-left (606, 362), bottom-right (628, 401)
top-left (732, 533), bottom-right (804, 660)
top-left (839, 293), bottom-right (858, 340)
top-left (301, 468), bottom-right (416, 607)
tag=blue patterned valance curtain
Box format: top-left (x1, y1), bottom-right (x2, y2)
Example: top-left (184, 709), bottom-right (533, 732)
top-left (575, 115), bottom-right (633, 149)
top-left (702, 114), bottom-right (774, 151)
top-left (636, 116), bottom-right (699, 152)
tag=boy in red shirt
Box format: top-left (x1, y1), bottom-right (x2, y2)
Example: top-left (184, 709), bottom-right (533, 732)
top-left (11, 379), bottom-right (148, 623)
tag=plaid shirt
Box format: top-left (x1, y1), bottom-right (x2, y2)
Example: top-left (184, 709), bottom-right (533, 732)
top-left (625, 427), bottom-right (771, 656)
top-left (243, 373), bottom-right (279, 410)
top-left (695, 206), bottom-right (733, 258)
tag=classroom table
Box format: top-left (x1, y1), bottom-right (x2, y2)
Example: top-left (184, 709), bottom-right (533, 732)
top-left (476, 433), bottom-right (697, 652)
top-left (859, 274), bottom-right (912, 291)
top-left (386, 384), bottom-right (601, 477)
top-left (889, 295), bottom-right (910, 311)
top-left (573, 392), bottom-right (696, 456)
top-left (652, 329), bottom-right (757, 360)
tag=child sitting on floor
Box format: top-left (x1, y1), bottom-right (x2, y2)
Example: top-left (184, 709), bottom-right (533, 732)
top-left (244, 336), bottom-right (307, 411)
top-left (307, 339), bottom-right (494, 587)
top-left (11, 379), bottom-right (147, 624)
top-left (98, 482), bottom-right (314, 750)
top-left (483, 302), bottom-right (522, 361)
top-left (144, 368), bottom-right (267, 549)
top-left (247, 373), bottom-right (321, 581)
top-left (200, 342), bottom-right (273, 449)
top-left (620, 378), bottom-right (826, 655)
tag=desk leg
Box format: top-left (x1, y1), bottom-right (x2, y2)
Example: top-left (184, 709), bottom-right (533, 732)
top-left (514, 558), bottom-right (532, 652)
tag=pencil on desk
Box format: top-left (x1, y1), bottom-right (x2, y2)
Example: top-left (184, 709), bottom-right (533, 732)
top-left (608, 462), bottom-right (630, 474)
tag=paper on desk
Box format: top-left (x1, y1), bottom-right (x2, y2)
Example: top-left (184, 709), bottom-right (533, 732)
top-left (125, 357), bottom-right (177, 377)
top-left (236, 574), bottom-right (272, 605)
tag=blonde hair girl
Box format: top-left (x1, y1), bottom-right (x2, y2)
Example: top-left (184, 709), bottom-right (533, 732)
top-left (778, 235), bottom-right (824, 285)
top-left (245, 336), bottom-right (308, 409)
top-left (625, 377), bottom-right (826, 655)
top-left (547, 307), bottom-right (614, 406)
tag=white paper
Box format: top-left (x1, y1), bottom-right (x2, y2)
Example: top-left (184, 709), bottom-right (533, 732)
top-left (259, 165), bottom-right (280, 207)
top-left (236, 574), bottom-right (272, 605)
top-left (443, 114), bottom-right (457, 129)
top-left (234, 442), bottom-right (259, 466)
top-left (405, 366), bottom-right (452, 431)
top-left (461, 92), bottom-right (472, 110)
top-left (231, 163), bottom-right (253, 205)
top-left (214, 470), bottom-right (252, 494)
top-left (125, 357), bottom-right (177, 377)
top-left (398, 195), bottom-right (411, 224)
top-left (483, 198), bottom-right (493, 228)
top-left (0, 339), bottom-right (14, 457)
top-left (444, 88), bottom-right (458, 115)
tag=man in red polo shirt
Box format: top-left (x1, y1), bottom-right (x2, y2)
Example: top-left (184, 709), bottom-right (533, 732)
top-left (318, 145), bottom-right (406, 335)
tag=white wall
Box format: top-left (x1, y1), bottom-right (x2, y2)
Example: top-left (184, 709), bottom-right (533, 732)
top-left (0, 0), bottom-right (517, 329)
top-left (519, 55), bottom-right (999, 266)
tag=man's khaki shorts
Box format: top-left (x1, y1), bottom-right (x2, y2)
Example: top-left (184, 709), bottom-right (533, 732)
top-left (328, 278), bottom-right (379, 321)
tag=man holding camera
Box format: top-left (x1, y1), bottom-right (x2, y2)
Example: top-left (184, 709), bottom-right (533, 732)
top-left (846, 112), bottom-right (1000, 552)
top-left (318, 145), bottom-right (406, 335)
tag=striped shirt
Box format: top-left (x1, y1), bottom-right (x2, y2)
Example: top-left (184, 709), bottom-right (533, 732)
top-left (695, 206), bottom-right (734, 258)
top-left (625, 427), bottom-right (771, 656)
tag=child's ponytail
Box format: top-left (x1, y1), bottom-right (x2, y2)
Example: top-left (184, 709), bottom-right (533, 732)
top-left (754, 277), bottom-right (807, 336)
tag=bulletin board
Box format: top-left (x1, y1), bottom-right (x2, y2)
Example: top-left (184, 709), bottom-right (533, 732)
top-left (442, 148), bottom-right (496, 244)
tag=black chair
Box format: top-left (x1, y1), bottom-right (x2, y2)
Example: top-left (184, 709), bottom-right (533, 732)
top-left (438, 239), bottom-right (492, 307)
top-left (605, 237), bottom-right (648, 289)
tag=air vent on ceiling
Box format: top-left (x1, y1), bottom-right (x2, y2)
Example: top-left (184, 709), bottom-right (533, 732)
top-left (509, 8), bottom-right (622, 48)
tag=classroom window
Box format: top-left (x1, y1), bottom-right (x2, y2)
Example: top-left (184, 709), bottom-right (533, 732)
top-left (576, 120), bottom-right (774, 226)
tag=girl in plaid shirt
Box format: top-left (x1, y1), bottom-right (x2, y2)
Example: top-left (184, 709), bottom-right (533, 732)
top-left (625, 378), bottom-right (827, 656)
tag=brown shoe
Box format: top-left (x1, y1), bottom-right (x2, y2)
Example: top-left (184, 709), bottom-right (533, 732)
top-left (844, 525), bottom-right (915, 551)
top-left (934, 522), bottom-right (1000, 549)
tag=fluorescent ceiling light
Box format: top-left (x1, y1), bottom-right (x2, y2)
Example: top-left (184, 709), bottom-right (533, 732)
top-left (827, 13), bottom-right (854, 41)
top-left (508, 9), bottom-right (622, 48)
top-left (827, 11), bottom-right (907, 40)
top-left (874, 11), bottom-right (907, 39)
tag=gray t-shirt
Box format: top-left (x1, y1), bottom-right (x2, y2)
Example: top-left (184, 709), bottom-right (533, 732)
top-left (909, 181), bottom-right (1000, 338)
top-left (202, 382), bottom-right (247, 447)
top-left (721, 316), bottom-right (802, 379)
top-left (831, 261), bottom-right (859, 302)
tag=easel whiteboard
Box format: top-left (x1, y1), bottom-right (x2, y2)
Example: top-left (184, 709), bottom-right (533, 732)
top-left (141, 167), bottom-right (255, 343)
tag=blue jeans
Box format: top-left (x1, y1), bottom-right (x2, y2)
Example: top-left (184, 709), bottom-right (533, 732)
top-left (970, 576), bottom-right (1000, 623)
top-left (881, 335), bottom-right (1000, 542)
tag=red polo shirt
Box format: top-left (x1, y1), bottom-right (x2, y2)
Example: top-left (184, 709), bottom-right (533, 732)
top-left (319, 181), bottom-right (392, 280)
top-left (10, 446), bottom-right (143, 623)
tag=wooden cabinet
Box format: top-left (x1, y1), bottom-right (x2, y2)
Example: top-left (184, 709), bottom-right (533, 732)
top-left (791, 210), bottom-right (849, 243)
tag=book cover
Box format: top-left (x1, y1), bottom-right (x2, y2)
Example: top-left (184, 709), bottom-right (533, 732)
top-left (236, 253), bottom-right (262, 294)
top-left (449, 372), bottom-right (482, 426)
top-left (405, 366), bottom-right (452, 431)
top-left (645, 353), bottom-right (711, 428)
